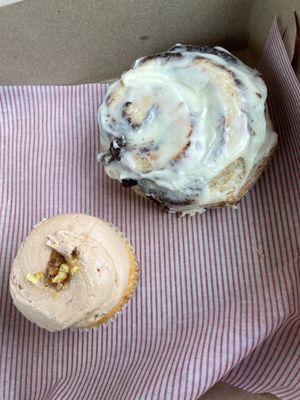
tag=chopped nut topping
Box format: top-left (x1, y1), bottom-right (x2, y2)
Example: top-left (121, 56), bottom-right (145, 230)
top-left (26, 248), bottom-right (80, 291)
top-left (26, 272), bottom-right (44, 285)
top-left (47, 266), bottom-right (59, 277)
top-left (49, 250), bottom-right (65, 268)
top-left (45, 249), bottom-right (79, 290)
top-left (52, 263), bottom-right (70, 283)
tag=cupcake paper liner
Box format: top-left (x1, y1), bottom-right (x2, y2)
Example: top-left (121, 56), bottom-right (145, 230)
top-left (75, 222), bottom-right (139, 332)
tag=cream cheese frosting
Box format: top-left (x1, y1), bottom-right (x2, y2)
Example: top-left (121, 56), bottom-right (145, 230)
top-left (98, 45), bottom-right (277, 214)
top-left (10, 214), bottom-right (134, 331)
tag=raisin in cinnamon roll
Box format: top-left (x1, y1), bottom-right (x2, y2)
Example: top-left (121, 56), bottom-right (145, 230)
top-left (98, 45), bottom-right (277, 214)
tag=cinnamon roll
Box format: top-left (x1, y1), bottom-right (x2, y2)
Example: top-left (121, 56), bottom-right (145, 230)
top-left (98, 45), bottom-right (277, 214)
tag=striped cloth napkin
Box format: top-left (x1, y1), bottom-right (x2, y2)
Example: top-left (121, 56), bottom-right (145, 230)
top-left (0, 20), bottom-right (299, 400)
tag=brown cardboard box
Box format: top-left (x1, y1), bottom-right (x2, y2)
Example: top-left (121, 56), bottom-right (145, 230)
top-left (0, 1), bottom-right (298, 398)
top-left (0, 0), bottom-right (298, 85)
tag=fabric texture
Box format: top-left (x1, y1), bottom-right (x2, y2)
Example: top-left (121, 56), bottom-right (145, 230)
top-left (0, 21), bottom-right (299, 400)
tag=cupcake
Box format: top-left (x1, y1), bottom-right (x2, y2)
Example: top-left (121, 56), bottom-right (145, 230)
top-left (10, 214), bottom-right (138, 331)
top-left (98, 45), bottom-right (277, 215)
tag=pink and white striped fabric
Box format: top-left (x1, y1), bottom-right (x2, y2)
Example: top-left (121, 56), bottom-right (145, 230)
top-left (0, 21), bottom-right (299, 400)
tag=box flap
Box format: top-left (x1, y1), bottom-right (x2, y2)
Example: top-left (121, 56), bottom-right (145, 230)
top-left (247, 0), bottom-right (299, 65)
top-left (0, 0), bottom-right (252, 84)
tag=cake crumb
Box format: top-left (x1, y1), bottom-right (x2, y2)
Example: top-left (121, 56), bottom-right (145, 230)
top-left (255, 246), bottom-right (265, 260)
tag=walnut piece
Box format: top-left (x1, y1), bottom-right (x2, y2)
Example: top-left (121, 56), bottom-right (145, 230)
top-left (26, 272), bottom-right (44, 285)
top-left (25, 248), bottom-right (80, 291)
top-left (52, 263), bottom-right (70, 283)
top-left (45, 249), bottom-right (79, 290)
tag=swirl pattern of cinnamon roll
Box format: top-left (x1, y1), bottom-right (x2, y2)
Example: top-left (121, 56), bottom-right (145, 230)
top-left (98, 45), bottom-right (277, 214)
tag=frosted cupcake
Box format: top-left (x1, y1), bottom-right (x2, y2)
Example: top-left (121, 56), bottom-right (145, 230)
top-left (98, 45), bottom-right (277, 215)
top-left (10, 214), bottom-right (138, 331)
